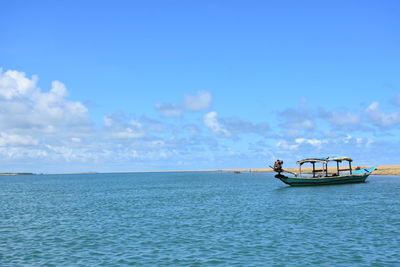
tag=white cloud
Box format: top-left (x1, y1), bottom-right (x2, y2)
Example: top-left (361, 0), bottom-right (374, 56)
top-left (365, 102), bottom-right (400, 127)
top-left (279, 108), bottom-right (314, 137)
top-left (155, 103), bottom-right (182, 118)
top-left (322, 110), bottom-right (361, 129)
top-left (0, 69), bottom-right (89, 131)
top-left (276, 138), bottom-right (326, 152)
top-left (34, 81), bottom-right (88, 127)
top-left (343, 135), bottom-right (374, 148)
top-left (1, 68), bottom-right (399, 172)
top-left (0, 132), bottom-right (38, 147)
top-left (295, 138), bottom-right (326, 147)
top-left (203, 111), bottom-right (231, 137)
top-left (276, 140), bottom-right (299, 151)
top-left (183, 90), bottom-right (212, 111)
top-left (0, 147), bottom-right (48, 159)
top-left (0, 69), bottom-right (37, 99)
top-left (202, 112), bottom-right (270, 138)
top-left (45, 144), bottom-right (102, 162)
top-left (155, 90), bottom-right (212, 117)
top-left (0, 69), bottom-right (93, 170)
top-left (103, 115), bottom-right (145, 139)
top-left (110, 127), bottom-right (144, 139)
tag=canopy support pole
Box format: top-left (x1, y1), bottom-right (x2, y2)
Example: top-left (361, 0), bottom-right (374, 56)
top-left (325, 163), bottom-right (328, 177)
top-left (312, 163), bottom-right (315, 178)
top-left (337, 161), bottom-right (340, 175)
top-left (349, 161), bottom-right (352, 174)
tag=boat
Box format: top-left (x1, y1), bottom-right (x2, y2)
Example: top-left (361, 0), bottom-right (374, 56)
top-left (271, 156), bottom-right (376, 186)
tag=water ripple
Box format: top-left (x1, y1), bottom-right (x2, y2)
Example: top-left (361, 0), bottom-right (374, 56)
top-left (1, 172), bottom-right (399, 266)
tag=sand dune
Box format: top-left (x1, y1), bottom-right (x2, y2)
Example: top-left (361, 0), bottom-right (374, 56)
top-left (224, 165), bottom-right (400, 176)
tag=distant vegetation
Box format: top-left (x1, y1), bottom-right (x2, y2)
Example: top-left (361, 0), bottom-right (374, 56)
top-left (0, 173), bottom-right (34, 175)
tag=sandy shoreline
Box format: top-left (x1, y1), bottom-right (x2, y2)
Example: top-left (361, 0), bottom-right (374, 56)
top-left (225, 165), bottom-right (400, 176)
top-left (1, 165), bottom-right (400, 176)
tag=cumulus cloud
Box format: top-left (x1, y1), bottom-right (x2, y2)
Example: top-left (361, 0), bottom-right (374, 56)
top-left (202, 111), bottom-right (270, 138)
top-left (0, 73), bottom-right (199, 171)
top-left (111, 127), bottom-right (144, 139)
top-left (103, 114), bottom-right (145, 139)
top-left (2, 68), bottom-right (400, 172)
top-left (295, 138), bottom-right (326, 148)
top-left (183, 91), bottom-right (212, 111)
top-left (0, 132), bottom-right (39, 147)
top-left (276, 138), bottom-right (326, 151)
top-left (279, 108), bottom-right (314, 135)
top-left (203, 111), bottom-right (231, 137)
top-left (156, 90), bottom-right (212, 117)
top-left (320, 110), bottom-right (360, 128)
top-left (276, 140), bottom-right (299, 151)
top-left (0, 69), bottom-right (37, 99)
top-left (365, 102), bottom-right (400, 128)
top-left (0, 69), bottom-right (93, 169)
top-left (0, 69), bottom-right (89, 132)
top-left (343, 134), bottom-right (374, 147)
top-left (317, 109), bottom-right (369, 132)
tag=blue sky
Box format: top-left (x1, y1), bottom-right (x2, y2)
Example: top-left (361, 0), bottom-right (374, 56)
top-left (1, 0), bottom-right (400, 173)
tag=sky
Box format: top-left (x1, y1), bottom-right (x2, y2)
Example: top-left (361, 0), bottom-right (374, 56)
top-left (1, 0), bottom-right (400, 173)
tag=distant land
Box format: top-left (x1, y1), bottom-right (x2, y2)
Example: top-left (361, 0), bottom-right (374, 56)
top-left (1, 165), bottom-right (400, 176)
top-left (225, 165), bottom-right (400, 176)
top-left (0, 173), bottom-right (34, 175)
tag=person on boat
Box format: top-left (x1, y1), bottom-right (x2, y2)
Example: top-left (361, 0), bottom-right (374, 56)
top-left (273, 159), bottom-right (283, 172)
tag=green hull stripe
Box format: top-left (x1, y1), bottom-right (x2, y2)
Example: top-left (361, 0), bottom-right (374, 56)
top-left (278, 175), bottom-right (370, 186)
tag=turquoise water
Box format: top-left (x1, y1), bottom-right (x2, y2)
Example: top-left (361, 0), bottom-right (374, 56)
top-left (1, 172), bottom-right (399, 266)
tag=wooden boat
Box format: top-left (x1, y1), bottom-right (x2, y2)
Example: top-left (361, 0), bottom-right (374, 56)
top-left (272, 156), bottom-right (376, 186)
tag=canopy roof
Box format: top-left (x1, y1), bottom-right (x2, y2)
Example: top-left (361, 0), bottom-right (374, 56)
top-left (296, 156), bottom-right (353, 165)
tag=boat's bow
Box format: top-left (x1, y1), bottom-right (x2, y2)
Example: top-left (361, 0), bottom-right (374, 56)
top-left (342, 166), bottom-right (377, 176)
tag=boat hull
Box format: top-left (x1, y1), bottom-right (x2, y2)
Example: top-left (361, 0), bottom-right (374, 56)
top-left (276, 174), bottom-right (370, 186)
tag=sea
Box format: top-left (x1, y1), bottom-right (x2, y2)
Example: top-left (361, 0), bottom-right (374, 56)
top-left (1, 171), bottom-right (399, 266)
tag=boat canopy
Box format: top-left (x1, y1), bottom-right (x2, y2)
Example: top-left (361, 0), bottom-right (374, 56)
top-left (296, 156), bottom-right (352, 165)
